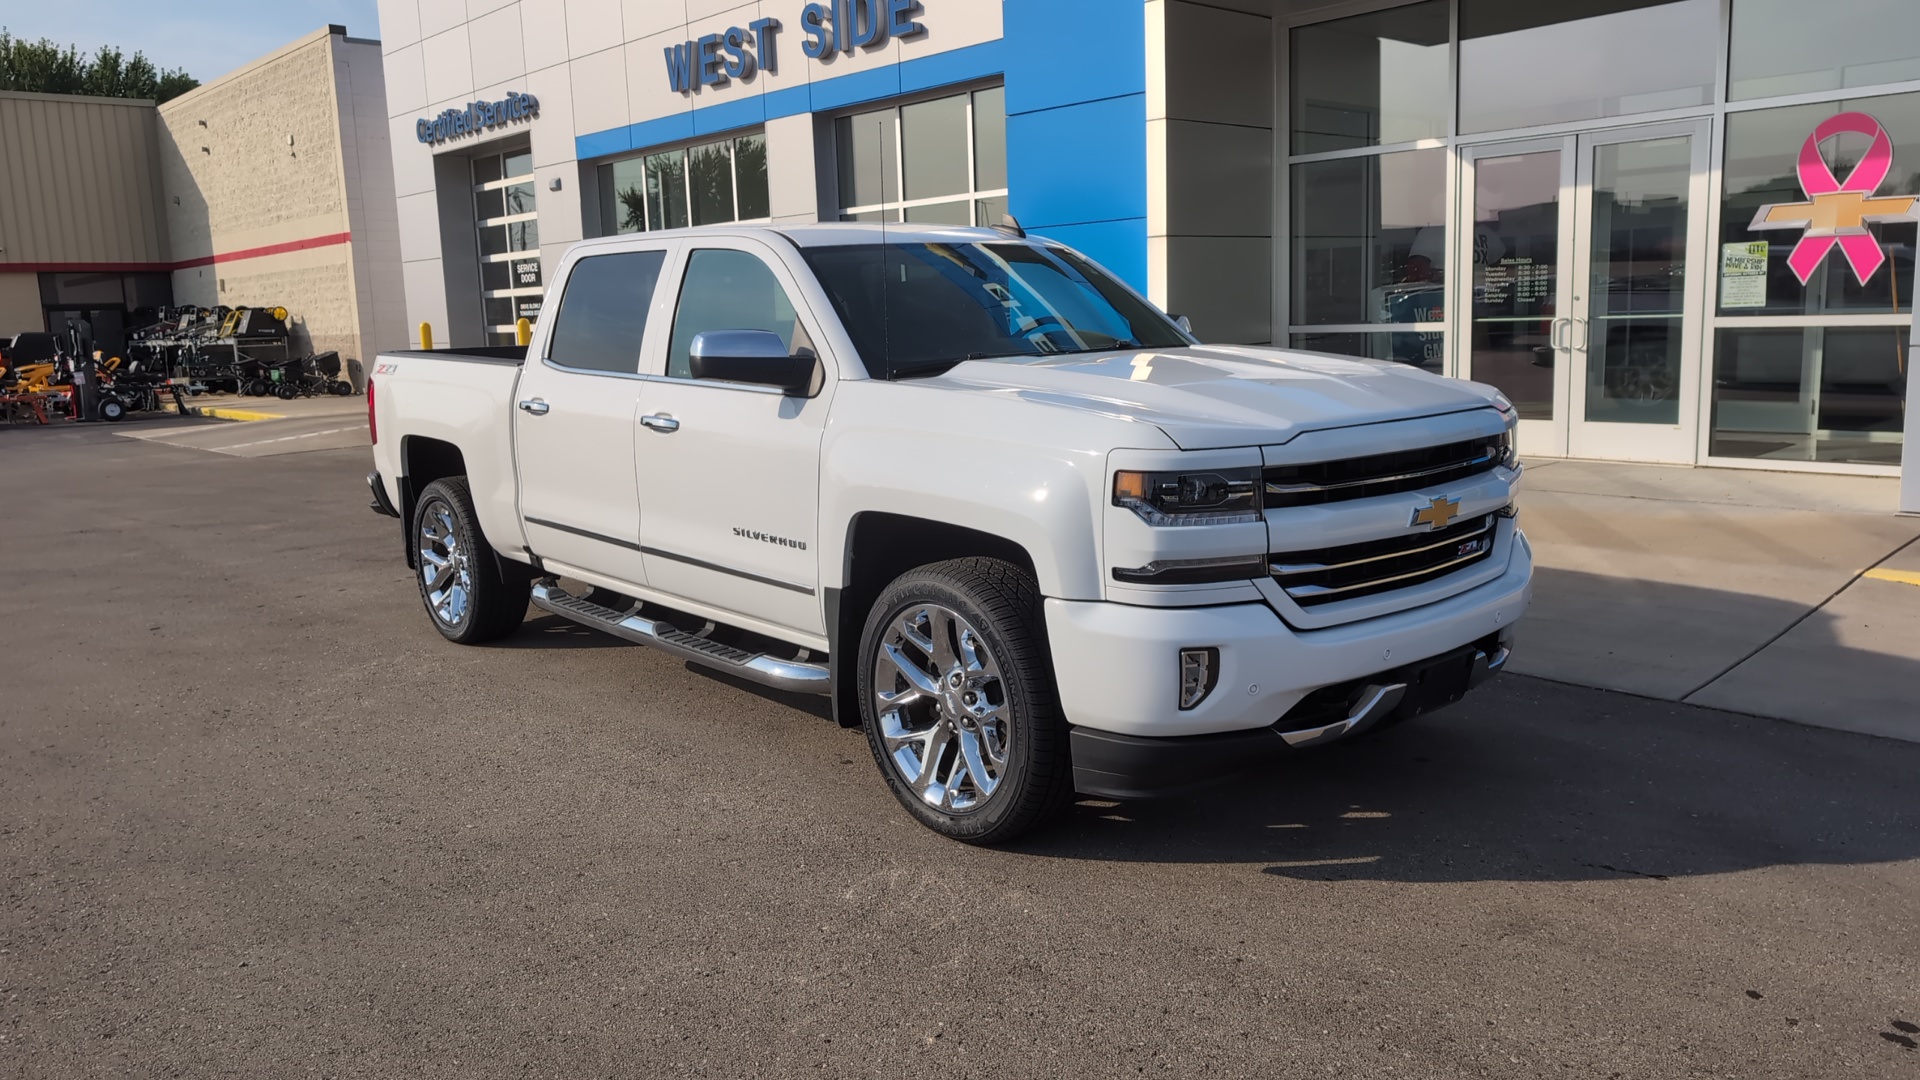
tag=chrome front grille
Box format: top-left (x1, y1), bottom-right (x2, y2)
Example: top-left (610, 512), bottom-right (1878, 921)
top-left (1264, 434), bottom-right (1508, 509)
top-left (1271, 514), bottom-right (1497, 607)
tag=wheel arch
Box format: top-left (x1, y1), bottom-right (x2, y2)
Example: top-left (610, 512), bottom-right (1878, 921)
top-left (827, 512), bottom-right (1042, 728)
top-left (398, 436), bottom-right (467, 569)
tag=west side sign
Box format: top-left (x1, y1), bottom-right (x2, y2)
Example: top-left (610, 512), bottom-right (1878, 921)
top-left (663, 0), bottom-right (927, 93)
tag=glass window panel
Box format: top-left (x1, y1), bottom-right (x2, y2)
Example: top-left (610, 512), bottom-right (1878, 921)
top-left (1711, 326), bottom-right (1905, 465)
top-left (472, 154), bottom-right (502, 186)
top-left (507, 220), bottom-right (539, 252)
top-left (1291, 331), bottom-right (1445, 370)
top-left (479, 224), bottom-right (509, 256)
top-left (547, 250), bottom-right (669, 374)
top-left (1720, 92), bottom-right (1920, 316)
top-left (1468, 149), bottom-right (1562, 421)
top-left (502, 182), bottom-right (537, 218)
top-left (1290, 148), bottom-right (1446, 326)
top-left (484, 296), bottom-right (515, 325)
top-left (973, 86), bottom-right (1007, 191)
top-left (734, 134), bottom-right (770, 219)
top-left (1290, 0), bottom-right (1449, 154)
top-left (504, 150), bottom-right (533, 178)
top-left (1731, 0), bottom-right (1920, 100)
top-left (668, 249), bottom-right (805, 380)
top-left (975, 195), bottom-right (1008, 227)
top-left (1585, 137), bottom-right (1691, 425)
top-left (689, 140), bottom-right (736, 225)
top-left (1459, 0), bottom-right (1718, 134)
top-left (645, 150), bottom-right (689, 230)
top-left (475, 187), bottom-right (504, 220)
top-left (600, 158), bottom-right (650, 234)
top-left (487, 330), bottom-right (519, 347)
top-left (482, 261), bottom-right (512, 290)
top-left (901, 94), bottom-right (970, 201)
top-left (836, 108), bottom-right (899, 208)
top-left (904, 199), bottom-right (973, 225)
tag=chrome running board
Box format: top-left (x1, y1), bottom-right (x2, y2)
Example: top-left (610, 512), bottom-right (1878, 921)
top-left (530, 580), bottom-right (830, 695)
top-left (1278, 682), bottom-right (1408, 748)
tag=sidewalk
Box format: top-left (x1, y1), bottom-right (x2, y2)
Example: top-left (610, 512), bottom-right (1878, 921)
top-left (1513, 458), bottom-right (1920, 742)
top-left (167, 392), bottom-right (366, 423)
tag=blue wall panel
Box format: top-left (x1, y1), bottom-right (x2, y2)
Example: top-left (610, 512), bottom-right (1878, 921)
top-left (1002, 0), bottom-right (1147, 116)
top-left (1031, 218), bottom-right (1148, 295)
top-left (1006, 92), bottom-right (1146, 227)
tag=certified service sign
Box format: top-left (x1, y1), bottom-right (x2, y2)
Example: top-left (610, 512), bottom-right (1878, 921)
top-left (417, 91), bottom-right (540, 146)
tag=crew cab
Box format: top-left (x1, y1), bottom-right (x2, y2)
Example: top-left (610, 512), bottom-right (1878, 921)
top-left (367, 223), bottom-right (1531, 844)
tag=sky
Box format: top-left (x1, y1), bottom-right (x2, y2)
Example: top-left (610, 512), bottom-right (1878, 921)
top-left (3, 0), bottom-right (382, 83)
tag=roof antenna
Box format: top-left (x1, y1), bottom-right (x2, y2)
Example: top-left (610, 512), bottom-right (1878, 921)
top-left (991, 213), bottom-right (1025, 238)
top-left (878, 118), bottom-right (891, 373)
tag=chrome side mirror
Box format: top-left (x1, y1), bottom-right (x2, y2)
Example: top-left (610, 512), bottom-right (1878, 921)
top-left (688, 330), bottom-right (815, 395)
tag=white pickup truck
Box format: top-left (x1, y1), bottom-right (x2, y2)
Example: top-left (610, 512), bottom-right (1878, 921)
top-left (367, 222), bottom-right (1531, 844)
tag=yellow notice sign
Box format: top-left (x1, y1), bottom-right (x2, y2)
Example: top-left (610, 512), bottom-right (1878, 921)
top-left (1721, 241), bottom-right (1769, 308)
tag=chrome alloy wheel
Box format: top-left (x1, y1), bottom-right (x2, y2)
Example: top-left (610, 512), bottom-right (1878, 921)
top-left (417, 498), bottom-right (474, 629)
top-left (873, 603), bottom-right (1012, 814)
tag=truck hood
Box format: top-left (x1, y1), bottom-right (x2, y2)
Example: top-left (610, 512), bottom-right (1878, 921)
top-left (919, 345), bottom-right (1501, 449)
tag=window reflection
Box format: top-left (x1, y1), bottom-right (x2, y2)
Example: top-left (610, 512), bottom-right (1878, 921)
top-left (1459, 0), bottom-right (1717, 133)
top-left (1731, 0), bottom-right (1920, 99)
top-left (1291, 148), bottom-right (1446, 326)
top-left (1290, 0), bottom-right (1448, 154)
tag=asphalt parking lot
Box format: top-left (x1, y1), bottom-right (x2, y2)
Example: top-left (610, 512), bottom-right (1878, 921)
top-left (3, 416), bottom-right (1917, 1078)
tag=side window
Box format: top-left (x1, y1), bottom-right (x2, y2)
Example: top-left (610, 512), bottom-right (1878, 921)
top-left (545, 250), bottom-right (667, 374)
top-left (666, 248), bottom-right (812, 379)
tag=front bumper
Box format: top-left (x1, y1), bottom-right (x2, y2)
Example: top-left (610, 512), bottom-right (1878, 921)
top-left (1045, 529), bottom-right (1532, 794)
top-left (1068, 632), bottom-right (1510, 799)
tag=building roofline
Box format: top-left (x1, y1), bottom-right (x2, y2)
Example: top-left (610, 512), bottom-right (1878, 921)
top-left (0, 89), bottom-right (155, 108)
top-left (157, 25), bottom-right (362, 110)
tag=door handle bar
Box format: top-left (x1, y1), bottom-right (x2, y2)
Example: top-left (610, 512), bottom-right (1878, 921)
top-left (640, 413), bottom-right (680, 433)
top-left (518, 398), bottom-right (549, 415)
top-left (1550, 317), bottom-right (1568, 351)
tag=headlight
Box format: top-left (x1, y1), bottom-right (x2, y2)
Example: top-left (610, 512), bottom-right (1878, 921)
top-left (1113, 467), bottom-right (1262, 526)
top-left (1492, 395), bottom-right (1520, 468)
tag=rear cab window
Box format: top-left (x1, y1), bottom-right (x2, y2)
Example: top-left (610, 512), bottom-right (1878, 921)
top-left (545, 250), bottom-right (669, 375)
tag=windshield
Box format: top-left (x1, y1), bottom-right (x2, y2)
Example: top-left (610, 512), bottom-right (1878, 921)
top-left (800, 241), bottom-right (1191, 379)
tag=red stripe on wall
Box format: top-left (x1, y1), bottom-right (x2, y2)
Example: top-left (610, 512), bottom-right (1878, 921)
top-left (0, 231), bottom-right (353, 275)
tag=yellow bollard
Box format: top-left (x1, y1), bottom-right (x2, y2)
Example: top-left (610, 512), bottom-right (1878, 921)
top-left (515, 317), bottom-right (532, 347)
top-left (419, 322), bottom-right (434, 350)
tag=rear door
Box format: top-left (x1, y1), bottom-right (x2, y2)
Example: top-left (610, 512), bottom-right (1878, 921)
top-left (513, 242), bottom-right (676, 587)
top-left (633, 238), bottom-right (836, 637)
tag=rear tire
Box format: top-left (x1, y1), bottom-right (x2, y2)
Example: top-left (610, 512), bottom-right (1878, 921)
top-left (857, 557), bottom-right (1070, 845)
top-left (411, 477), bottom-right (530, 644)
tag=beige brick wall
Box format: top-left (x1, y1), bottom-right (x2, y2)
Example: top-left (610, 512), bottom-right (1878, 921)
top-left (156, 28), bottom-right (397, 363)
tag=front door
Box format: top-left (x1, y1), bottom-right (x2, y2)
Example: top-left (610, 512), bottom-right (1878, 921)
top-left (1457, 121), bottom-right (1709, 462)
top-left (633, 239), bottom-right (834, 640)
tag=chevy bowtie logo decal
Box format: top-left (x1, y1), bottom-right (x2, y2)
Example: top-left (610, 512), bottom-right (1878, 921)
top-left (1411, 496), bottom-right (1461, 531)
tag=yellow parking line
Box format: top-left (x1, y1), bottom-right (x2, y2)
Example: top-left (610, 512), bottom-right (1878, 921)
top-left (1863, 568), bottom-right (1920, 588)
top-left (166, 404), bottom-right (284, 421)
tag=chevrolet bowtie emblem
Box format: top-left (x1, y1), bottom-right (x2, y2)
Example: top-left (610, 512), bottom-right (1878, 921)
top-left (1412, 495), bottom-right (1460, 530)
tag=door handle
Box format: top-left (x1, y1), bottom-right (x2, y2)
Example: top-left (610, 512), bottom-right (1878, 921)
top-left (639, 413), bottom-right (680, 433)
top-left (1550, 318), bottom-right (1568, 350)
top-left (1571, 318), bottom-right (1590, 352)
top-left (518, 398), bottom-right (550, 415)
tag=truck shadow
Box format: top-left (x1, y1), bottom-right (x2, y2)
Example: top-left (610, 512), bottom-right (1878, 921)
top-left (1011, 669), bottom-right (1920, 880)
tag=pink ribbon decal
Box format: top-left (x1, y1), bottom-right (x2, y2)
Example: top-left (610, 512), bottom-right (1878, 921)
top-left (1750, 111), bottom-right (1920, 286)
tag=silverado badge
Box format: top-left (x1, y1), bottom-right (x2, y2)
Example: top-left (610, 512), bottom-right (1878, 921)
top-left (1412, 495), bottom-right (1460, 531)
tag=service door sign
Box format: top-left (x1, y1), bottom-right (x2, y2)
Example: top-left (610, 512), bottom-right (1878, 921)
top-left (1720, 241), bottom-right (1768, 308)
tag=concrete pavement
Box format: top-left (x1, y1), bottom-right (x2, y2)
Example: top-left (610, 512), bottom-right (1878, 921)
top-left (1514, 458), bottom-right (1920, 741)
top-left (2, 423), bottom-right (1917, 1079)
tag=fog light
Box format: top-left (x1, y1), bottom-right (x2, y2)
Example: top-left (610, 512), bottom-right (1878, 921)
top-left (1179, 647), bottom-right (1219, 711)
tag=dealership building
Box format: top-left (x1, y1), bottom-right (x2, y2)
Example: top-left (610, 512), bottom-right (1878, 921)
top-left (376, 0), bottom-right (1920, 510)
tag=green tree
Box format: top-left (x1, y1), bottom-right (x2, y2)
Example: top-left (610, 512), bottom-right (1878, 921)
top-left (0, 29), bottom-right (198, 102)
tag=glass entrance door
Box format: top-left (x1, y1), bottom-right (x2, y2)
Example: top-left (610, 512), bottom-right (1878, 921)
top-left (1457, 121), bottom-right (1710, 462)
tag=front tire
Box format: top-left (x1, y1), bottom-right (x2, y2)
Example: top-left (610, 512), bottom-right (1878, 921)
top-left (411, 477), bottom-right (530, 644)
top-left (858, 558), bottom-right (1070, 845)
